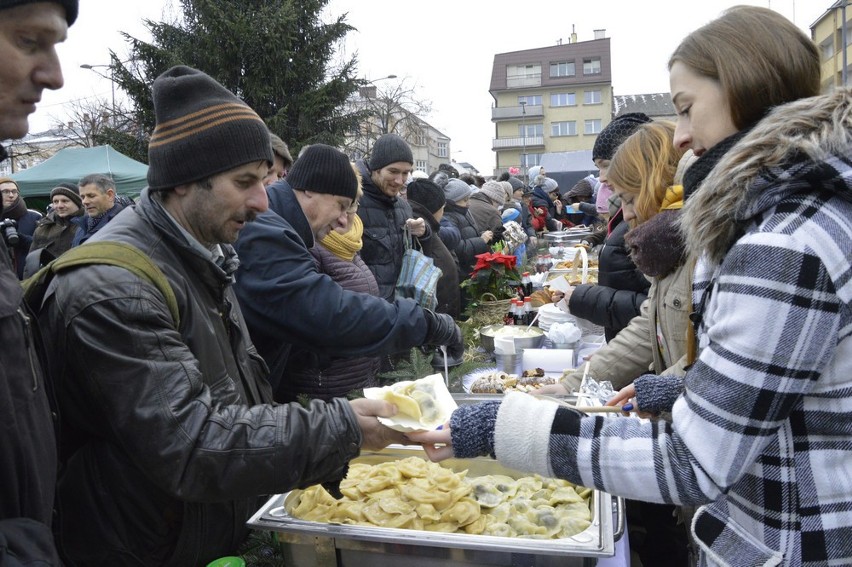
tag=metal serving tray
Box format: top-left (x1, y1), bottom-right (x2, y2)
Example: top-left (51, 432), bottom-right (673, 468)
top-left (248, 442), bottom-right (623, 567)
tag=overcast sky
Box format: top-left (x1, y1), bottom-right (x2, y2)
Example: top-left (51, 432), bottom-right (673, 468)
top-left (32, 0), bottom-right (828, 175)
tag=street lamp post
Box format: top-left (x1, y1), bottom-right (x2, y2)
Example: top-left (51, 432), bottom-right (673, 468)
top-left (519, 100), bottom-right (527, 185)
top-left (80, 63), bottom-right (115, 120)
top-left (361, 74), bottom-right (398, 138)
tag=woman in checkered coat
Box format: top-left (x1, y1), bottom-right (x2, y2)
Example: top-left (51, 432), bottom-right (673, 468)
top-left (411, 7), bottom-right (852, 566)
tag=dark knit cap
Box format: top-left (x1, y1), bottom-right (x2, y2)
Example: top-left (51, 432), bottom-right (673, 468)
top-left (50, 182), bottom-right (82, 208)
top-left (506, 176), bottom-right (524, 191)
top-left (147, 66), bottom-right (273, 190)
top-left (406, 179), bottom-right (446, 214)
top-left (286, 144), bottom-right (358, 200)
top-left (369, 133), bottom-right (413, 171)
top-left (566, 178), bottom-right (594, 198)
top-left (592, 112), bottom-right (652, 161)
top-left (0, 0), bottom-right (77, 24)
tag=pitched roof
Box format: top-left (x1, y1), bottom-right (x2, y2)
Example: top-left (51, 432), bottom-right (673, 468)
top-left (613, 93), bottom-right (675, 119)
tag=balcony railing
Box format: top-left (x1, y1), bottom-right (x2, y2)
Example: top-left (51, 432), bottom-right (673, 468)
top-left (491, 104), bottom-right (544, 120)
top-left (491, 135), bottom-right (545, 151)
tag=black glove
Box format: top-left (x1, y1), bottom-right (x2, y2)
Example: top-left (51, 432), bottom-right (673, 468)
top-left (423, 309), bottom-right (460, 347)
top-left (430, 327), bottom-right (465, 369)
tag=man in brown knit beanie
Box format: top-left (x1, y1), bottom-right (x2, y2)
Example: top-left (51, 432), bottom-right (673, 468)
top-left (36, 66), bottom-right (406, 565)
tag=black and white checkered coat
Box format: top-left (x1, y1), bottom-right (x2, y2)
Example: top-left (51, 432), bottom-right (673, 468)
top-left (488, 89), bottom-right (852, 566)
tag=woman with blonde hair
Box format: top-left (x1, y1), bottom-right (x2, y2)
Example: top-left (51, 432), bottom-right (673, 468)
top-left (412, 7), bottom-right (852, 565)
top-left (555, 120), bottom-right (690, 394)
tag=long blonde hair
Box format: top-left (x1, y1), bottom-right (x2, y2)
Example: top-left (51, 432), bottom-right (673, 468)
top-left (607, 121), bottom-right (683, 225)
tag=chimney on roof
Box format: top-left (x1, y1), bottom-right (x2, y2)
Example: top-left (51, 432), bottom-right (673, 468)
top-left (594, 29), bottom-right (606, 40)
top-left (570, 24), bottom-right (577, 44)
top-left (556, 38), bottom-right (562, 45)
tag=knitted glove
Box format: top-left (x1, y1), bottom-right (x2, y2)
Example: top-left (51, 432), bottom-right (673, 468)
top-left (633, 373), bottom-right (684, 414)
top-left (449, 401), bottom-right (501, 459)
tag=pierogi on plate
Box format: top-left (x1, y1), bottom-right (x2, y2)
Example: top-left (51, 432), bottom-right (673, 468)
top-left (364, 373), bottom-right (456, 432)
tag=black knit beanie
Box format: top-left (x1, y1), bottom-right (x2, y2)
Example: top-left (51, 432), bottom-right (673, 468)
top-left (50, 182), bottom-right (82, 208)
top-left (0, 0), bottom-right (77, 24)
top-left (369, 133), bottom-right (413, 171)
top-left (592, 112), bottom-right (652, 161)
top-left (406, 179), bottom-right (446, 214)
top-left (506, 176), bottom-right (524, 191)
top-left (147, 66), bottom-right (273, 190)
top-left (286, 144), bottom-right (358, 200)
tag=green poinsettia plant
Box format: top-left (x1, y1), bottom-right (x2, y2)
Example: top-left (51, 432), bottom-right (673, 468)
top-left (460, 252), bottom-right (521, 301)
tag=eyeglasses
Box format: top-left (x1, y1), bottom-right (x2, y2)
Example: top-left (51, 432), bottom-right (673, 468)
top-left (1, 189), bottom-right (19, 196)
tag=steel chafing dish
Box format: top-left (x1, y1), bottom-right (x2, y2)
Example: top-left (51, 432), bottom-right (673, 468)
top-left (248, 397), bottom-right (624, 567)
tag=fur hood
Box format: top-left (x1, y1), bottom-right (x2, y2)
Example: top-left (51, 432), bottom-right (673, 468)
top-left (682, 88), bottom-right (852, 265)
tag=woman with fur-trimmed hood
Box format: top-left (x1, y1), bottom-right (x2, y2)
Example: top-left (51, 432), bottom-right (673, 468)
top-left (411, 7), bottom-right (852, 566)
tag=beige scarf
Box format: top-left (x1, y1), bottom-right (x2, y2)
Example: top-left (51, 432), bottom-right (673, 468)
top-left (321, 214), bottom-right (363, 261)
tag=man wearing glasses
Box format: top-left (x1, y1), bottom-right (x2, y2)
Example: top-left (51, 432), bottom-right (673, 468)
top-left (234, 144), bottom-right (463, 402)
top-left (1, 178), bottom-right (43, 278)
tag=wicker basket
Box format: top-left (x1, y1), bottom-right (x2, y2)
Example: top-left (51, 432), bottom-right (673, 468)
top-left (476, 293), bottom-right (513, 324)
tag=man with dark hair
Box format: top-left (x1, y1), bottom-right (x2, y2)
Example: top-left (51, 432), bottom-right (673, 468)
top-left (0, 0), bottom-right (75, 563)
top-left (234, 144), bottom-right (464, 400)
top-left (356, 133), bottom-right (430, 302)
top-left (36, 66), bottom-right (404, 565)
top-left (71, 173), bottom-right (125, 246)
top-left (0, 177), bottom-right (42, 278)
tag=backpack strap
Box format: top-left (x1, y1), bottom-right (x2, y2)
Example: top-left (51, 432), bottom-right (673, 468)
top-left (23, 242), bottom-right (180, 328)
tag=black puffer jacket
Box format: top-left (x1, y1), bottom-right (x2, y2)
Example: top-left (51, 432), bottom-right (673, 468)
top-left (355, 160), bottom-right (430, 301)
top-left (282, 244), bottom-right (382, 402)
top-left (568, 209), bottom-right (650, 341)
top-left (38, 189), bottom-right (363, 566)
top-left (409, 199), bottom-right (461, 319)
top-left (442, 201), bottom-right (488, 278)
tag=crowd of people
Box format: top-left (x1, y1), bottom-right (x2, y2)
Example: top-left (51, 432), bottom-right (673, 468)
top-left (1, 1), bottom-right (850, 566)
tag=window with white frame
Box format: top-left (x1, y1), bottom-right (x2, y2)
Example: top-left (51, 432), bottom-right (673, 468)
top-left (583, 57), bottom-right (601, 75)
top-left (583, 90), bottom-right (602, 104)
top-left (437, 142), bottom-right (448, 158)
top-left (522, 153), bottom-right (542, 168)
top-left (415, 160), bottom-right (427, 171)
top-left (550, 93), bottom-right (576, 107)
top-left (584, 119), bottom-right (602, 134)
top-left (551, 121), bottom-right (577, 137)
top-left (520, 123), bottom-right (543, 137)
top-left (549, 61), bottom-right (575, 78)
top-left (518, 95), bottom-right (542, 106)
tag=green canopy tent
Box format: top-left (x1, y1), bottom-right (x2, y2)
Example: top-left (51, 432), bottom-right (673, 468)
top-left (11, 145), bottom-right (148, 200)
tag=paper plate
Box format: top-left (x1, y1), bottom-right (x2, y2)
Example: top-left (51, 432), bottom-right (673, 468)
top-left (364, 374), bottom-right (457, 432)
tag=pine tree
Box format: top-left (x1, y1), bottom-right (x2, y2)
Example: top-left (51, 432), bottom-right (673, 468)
top-left (107, 0), bottom-right (366, 163)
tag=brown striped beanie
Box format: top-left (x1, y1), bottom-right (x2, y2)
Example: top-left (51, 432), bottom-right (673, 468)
top-left (147, 66), bottom-right (273, 190)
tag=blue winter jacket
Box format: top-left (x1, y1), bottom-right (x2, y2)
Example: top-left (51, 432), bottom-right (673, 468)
top-left (233, 180), bottom-right (432, 399)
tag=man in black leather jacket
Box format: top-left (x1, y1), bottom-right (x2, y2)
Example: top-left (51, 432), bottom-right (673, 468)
top-left (36, 66), bottom-right (406, 566)
top-left (0, 2), bottom-right (75, 565)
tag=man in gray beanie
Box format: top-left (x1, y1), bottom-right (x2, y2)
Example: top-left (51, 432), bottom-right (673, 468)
top-left (356, 133), bottom-right (430, 302)
top-left (36, 68), bottom-right (407, 565)
top-left (0, 1), bottom-right (75, 563)
top-left (235, 144), bottom-right (464, 399)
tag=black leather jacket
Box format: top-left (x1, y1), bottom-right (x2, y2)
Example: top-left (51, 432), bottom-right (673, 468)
top-left (38, 189), bottom-right (362, 566)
